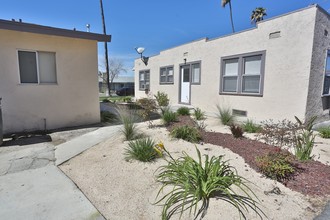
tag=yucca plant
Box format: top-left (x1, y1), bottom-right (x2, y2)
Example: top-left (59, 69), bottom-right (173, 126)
top-left (162, 108), bottom-right (178, 126)
top-left (124, 138), bottom-right (157, 162)
top-left (293, 116), bottom-right (316, 161)
top-left (243, 119), bottom-right (262, 133)
top-left (170, 126), bottom-right (202, 143)
top-left (295, 130), bottom-right (315, 161)
top-left (177, 107), bottom-right (191, 116)
top-left (216, 105), bottom-right (235, 126)
top-left (155, 147), bottom-right (265, 220)
top-left (193, 107), bottom-right (206, 121)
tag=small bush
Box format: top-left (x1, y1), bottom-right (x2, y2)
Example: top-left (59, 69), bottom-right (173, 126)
top-left (124, 138), bottom-right (157, 162)
top-left (176, 107), bottom-right (190, 116)
top-left (318, 127), bottom-right (330, 138)
top-left (257, 119), bottom-right (299, 147)
top-left (216, 105), bottom-right (235, 126)
top-left (100, 111), bottom-right (118, 123)
top-left (256, 151), bottom-right (295, 182)
top-left (170, 125), bottom-right (202, 143)
top-left (230, 124), bottom-right (244, 138)
top-left (155, 147), bottom-right (265, 220)
top-left (193, 107), bottom-right (206, 120)
top-left (137, 97), bottom-right (158, 127)
top-left (243, 120), bottom-right (262, 133)
top-left (154, 91), bottom-right (170, 107)
top-left (162, 109), bottom-right (178, 126)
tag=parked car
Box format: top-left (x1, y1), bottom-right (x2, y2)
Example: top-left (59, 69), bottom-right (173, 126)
top-left (116, 87), bottom-right (135, 96)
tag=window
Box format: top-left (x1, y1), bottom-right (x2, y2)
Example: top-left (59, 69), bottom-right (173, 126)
top-left (323, 50), bottom-right (330, 95)
top-left (220, 51), bottom-right (265, 95)
top-left (191, 63), bottom-right (201, 84)
top-left (139, 70), bottom-right (150, 90)
top-left (160, 66), bottom-right (174, 84)
top-left (18, 50), bottom-right (57, 84)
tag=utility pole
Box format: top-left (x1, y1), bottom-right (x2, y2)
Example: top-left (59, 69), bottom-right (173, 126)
top-left (100, 0), bottom-right (111, 96)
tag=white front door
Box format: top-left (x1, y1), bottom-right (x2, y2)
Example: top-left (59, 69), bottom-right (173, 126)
top-left (180, 65), bottom-right (190, 104)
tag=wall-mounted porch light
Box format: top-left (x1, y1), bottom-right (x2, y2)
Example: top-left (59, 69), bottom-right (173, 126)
top-left (135, 47), bottom-right (149, 66)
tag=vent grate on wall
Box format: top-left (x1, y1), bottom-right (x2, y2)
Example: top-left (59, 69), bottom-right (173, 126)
top-left (232, 109), bottom-right (247, 117)
top-left (269, 31), bottom-right (281, 39)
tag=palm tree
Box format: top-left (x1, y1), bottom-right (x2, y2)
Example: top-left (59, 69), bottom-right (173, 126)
top-left (251, 7), bottom-right (267, 24)
top-left (221, 0), bottom-right (235, 33)
top-left (100, 0), bottom-right (111, 96)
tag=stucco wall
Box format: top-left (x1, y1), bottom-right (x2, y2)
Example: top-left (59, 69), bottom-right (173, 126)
top-left (305, 8), bottom-right (330, 122)
top-left (135, 6), bottom-right (318, 122)
top-left (0, 29), bottom-right (100, 134)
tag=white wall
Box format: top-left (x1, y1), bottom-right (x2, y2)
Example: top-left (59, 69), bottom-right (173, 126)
top-left (0, 29), bottom-right (100, 133)
top-left (135, 6), bottom-right (319, 122)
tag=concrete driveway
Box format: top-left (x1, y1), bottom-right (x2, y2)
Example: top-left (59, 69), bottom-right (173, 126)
top-left (0, 124), bottom-right (121, 220)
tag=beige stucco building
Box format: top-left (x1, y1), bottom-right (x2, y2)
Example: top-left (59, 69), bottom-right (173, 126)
top-left (134, 5), bottom-right (330, 123)
top-left (0, 19), bottom-right (111, 134)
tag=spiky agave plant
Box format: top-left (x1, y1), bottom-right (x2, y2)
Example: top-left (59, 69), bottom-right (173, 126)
top-left (155, 147), bottom-right (265, 220)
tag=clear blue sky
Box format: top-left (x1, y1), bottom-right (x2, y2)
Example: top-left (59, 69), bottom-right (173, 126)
top-left (1, 0), bottom-right (330, 75)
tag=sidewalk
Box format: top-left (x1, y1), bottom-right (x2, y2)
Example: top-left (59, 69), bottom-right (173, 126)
top-left (0, 124), bottom-right (121, 220)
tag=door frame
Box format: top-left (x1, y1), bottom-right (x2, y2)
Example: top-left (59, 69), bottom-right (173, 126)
top-left (179, 64), bottom-right (191, 105)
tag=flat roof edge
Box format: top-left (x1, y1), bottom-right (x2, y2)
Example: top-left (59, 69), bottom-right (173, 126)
top-left (0, 19), bottom-right (111, 42)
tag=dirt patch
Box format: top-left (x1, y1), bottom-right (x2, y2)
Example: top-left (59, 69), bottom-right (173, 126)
top-left (170, 115), bottom-right (330, 197)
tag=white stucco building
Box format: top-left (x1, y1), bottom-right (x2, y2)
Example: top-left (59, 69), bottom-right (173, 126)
top-left (0, 19), bottom-right (111, 134)
top-left (134, 4), bottom-right (330, 123)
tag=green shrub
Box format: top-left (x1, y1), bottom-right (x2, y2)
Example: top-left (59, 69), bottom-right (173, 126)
top-left (124, 138), bottom-right (157, 162)
top-left (176, 107), bottom-right (190, 116)
top-left (318, 126), bottom-right (330, 138)
top-left (102, 98), bottom-right (110, 103)
top-left (230, 124), bottom-right (244, 138)
top-left (193, 107), bottom-right (206, 120)
top-left (161, 109), bottom-right (178, 126)
top-left (256, 151), bottom-right (295, 182)
top-left (155, 147), bottom-right (265, 220)
top-left (216, 105), bottom-right (235, 126)
top-left (100, 111), bottom-right (118, 123)
top-left (122, 96), bottom-right (132, 103)
top-left (154, 91), bottom-right (170, 107)
top-left (170, 126), bottom-right (202, 143)
top-left (243, 120), bottom-right (262, 133)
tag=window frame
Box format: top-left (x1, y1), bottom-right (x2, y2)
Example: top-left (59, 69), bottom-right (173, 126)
top-left (191, 62), bottom-right (201, 85)
top-left (322, 50), bottom-right (330, 96)
top-left (139, 69), bottom-right (150, 91)
top-left (159, 65), bottom-right (174, 84)
top-left (17, 49), bottom-right (57, 85)
top-left (220, 51), bottom-right (266, 96)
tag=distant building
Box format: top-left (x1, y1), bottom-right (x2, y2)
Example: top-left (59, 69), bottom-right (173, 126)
top-left (0, 19), bottom-right (111, 134)
top-left (98, 74), bottom-right (134, 93)
top-left (134, 4), bottom-right (330, 123)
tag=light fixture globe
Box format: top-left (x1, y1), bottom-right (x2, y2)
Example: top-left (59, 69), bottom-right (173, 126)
top-left (136, 47), bottom-right (145, 54)
top-left (135, 47), bottom-right (148, 66)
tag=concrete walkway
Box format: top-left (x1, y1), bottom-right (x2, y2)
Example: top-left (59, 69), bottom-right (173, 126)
top-left (0, 124), bottom-right (121, 220)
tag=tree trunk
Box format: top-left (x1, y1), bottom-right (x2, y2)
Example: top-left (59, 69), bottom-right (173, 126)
top-left (100, 0), bottom-right (111, 96)
top-left (229, 2), bottom-right (235, 33)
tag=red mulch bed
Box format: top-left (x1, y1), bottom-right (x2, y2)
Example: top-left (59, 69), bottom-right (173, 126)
top-left (168, 116), bottom-right (330, 197)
